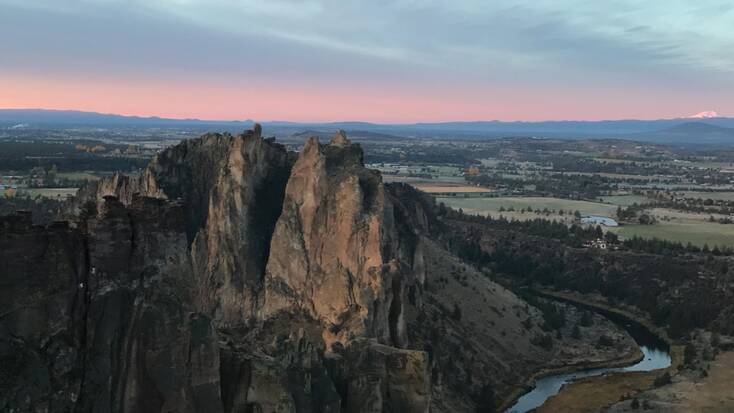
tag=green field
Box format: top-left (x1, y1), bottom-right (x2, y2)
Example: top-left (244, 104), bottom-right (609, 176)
top-left (610, 220), bottom-right (734, 248)
top-left (598, 195), bottom-right (650, 206)
top-left (57, 171), bottom-right (102, 181)
top-left (18, 188), bottom-right (79, 198)
top-left (383, 175), bottom-right (465, 184)
top-left (679, 191), bottom-right (734, 201)
top-left (435, 196), bottom-right (618, 217)
top-left (436, 195), bottom-right (734, 247)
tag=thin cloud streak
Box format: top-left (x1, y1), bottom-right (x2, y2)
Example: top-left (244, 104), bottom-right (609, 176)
top-left (0, 0), bottom-right (732, 121)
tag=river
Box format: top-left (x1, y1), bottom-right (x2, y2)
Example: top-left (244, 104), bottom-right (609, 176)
top-left (505, 302), bottom-right (671, 413)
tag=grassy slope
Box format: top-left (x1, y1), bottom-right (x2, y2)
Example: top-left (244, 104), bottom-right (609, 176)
top-left (436, 196), bottom-right (618, 217)
top-left (611, 221), bottom-right (734, 248)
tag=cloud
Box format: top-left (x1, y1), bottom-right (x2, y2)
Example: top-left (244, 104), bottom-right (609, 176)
top-left (1, 0), bottom-right (732, 120)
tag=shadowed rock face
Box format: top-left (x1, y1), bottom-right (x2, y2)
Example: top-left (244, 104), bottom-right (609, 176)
top-left (0, 214), bottom-right (86, 412)
top-left (1, 126), bottom-right (555, 412)
top-left (1, 197), bottom-right (220, 413)
top-left (92, 128), bottom-right (295, 327)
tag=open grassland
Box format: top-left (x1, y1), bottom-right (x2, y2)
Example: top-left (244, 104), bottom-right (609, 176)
top-left (599, 194), bottom-right (650, 206)
top-left (18, 188), bottom-right (79, 198)
top-left (382, 175), bottom-right (465, 185)
top-left (562, 171), bottom-right (670, 180)
top-left (659, 351), bottom-right (734, 412)
top-left (413, 184), bottom-right (491, 193)
top-left (436, 196), bottom-right (618, 218)
top-left (611, 220), bottom-right (734, 248)
top-left (611, 207), bottom-right (734, 247)
top-left (437, 195), bottom-right (734, 247)
top-left (679, 191), bottom-right (734, 201)
top-left (57, 171), bottom-right (102, 181)
top-left (606, 351), bottom-right (734, 413)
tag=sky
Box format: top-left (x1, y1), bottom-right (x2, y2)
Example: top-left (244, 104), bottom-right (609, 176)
top-left (1, 0), bottom-right (733, 122)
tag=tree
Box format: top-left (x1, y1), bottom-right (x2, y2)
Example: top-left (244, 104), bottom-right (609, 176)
top-left (653, 372), bottom-right (671, 387)
top-left (475, 384), bottom-right (495, 413)
top-left (631, 398), bottom-right (640, 410)
top-left (580, 311), bottom-right (593, 327)
top-left (531, 333), bottom-right (554, 350)
top-left (571, 324), bottom-right (582, 339)
top-left (594, 225), bottom-right (603, 239)
top-left (604, 231), bottom-right (618, 243)
top-left (451, 303), bottom-right (463, 321)
top-left (638, 213), bottom-right (655, 225)
top-left (712, 332), bottom-right (721, 349)
top-left (684, 342), bottom-right (696, 366)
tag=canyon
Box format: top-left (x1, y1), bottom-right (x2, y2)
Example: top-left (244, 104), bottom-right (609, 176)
top-left (1, 127), bottom-right (637, 412)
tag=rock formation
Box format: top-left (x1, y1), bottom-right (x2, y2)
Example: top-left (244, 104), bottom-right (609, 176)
top-left (1, 126), bottom-right (563, 412)
top-left (261, 135), bottom-right (404, 348)
top-left (1, 197), bottom-right (220, 412)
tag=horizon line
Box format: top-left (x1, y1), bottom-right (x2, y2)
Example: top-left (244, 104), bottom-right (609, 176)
top-left (0, 107), bottom-right (728, 125)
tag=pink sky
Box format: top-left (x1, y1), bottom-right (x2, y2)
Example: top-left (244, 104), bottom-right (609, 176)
top-left (0, 73), bottom-right (725, 123)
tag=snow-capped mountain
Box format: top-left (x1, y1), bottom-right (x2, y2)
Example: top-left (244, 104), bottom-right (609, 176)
top-left (686, 110), bottom-right (720, 119)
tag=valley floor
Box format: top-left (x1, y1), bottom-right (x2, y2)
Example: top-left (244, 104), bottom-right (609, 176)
top-left (605, 351), bottom-right (734, 413)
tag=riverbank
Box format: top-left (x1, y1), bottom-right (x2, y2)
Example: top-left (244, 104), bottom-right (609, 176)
top-left (498, 289), bottom-right (654, 412)
top-left (607, 350), bottom-right (734, 412)
top-left (499, 345), bottom-right (643, 412)
top-left (533, 289), bottom-right (676, 348)
top-left (531, 289), bottom-right (684, 413)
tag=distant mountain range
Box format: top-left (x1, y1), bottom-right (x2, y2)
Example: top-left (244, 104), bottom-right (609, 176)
top-left (0, 109), bottom-right (250, 127)
top-left (641, 122), bottom-right (734, 144)
top-left (2, 108), bottom-right (734, 145)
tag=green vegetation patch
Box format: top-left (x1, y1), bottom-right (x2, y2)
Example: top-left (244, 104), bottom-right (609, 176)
top-left (436, 196), bottom-right (617, 217)
top-left (611, 220), bottom-right (734, 248)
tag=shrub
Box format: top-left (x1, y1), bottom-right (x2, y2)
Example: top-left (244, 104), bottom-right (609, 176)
top-left (571, 324), bottom-right (582, 339)
top-left (653, 372), bottom-right (671, 387)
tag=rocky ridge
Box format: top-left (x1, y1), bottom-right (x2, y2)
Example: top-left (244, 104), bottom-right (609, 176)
top-left (2, 126), bottom-right (579, 412)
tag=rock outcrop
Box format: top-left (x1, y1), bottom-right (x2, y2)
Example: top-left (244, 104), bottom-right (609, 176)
top-left (261, 135), bottom-right (405, 348)
top-left (1, 197), bottom-right (220, 412)
top-left (91, 129), bottom-right (295, 326)
top-left (1, 126), bottom-right (563, 412)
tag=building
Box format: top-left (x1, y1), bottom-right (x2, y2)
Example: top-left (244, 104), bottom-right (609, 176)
top-left (584, 239), bottom-right (608, 249)
top-left (580, 215), bottom-right (618, 227)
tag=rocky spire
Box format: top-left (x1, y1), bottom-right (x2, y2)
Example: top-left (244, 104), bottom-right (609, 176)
top-left (330, 129), bottom-right (350, 147)
top-left (252, 122), bottom-right (262, 139)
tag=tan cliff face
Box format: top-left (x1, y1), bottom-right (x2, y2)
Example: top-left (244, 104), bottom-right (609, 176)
top-left (3, 126), bottom-right (569, 412)
top-left (261, 133), bottom-right (406, 349)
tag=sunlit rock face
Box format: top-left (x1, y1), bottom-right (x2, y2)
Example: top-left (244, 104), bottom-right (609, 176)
top-left (261, 133), bottom-right (409, 349)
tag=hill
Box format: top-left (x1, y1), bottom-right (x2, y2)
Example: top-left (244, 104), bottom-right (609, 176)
top-left (639, 122), bottom-right (734, 144)
top-left (4, 108), bottom-right (734, 144)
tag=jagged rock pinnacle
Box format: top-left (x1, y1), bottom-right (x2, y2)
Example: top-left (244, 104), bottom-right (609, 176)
top-left (252, 123), bottom-right (262, 138)
top-left (330, 129), bottom-right (350, 147)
